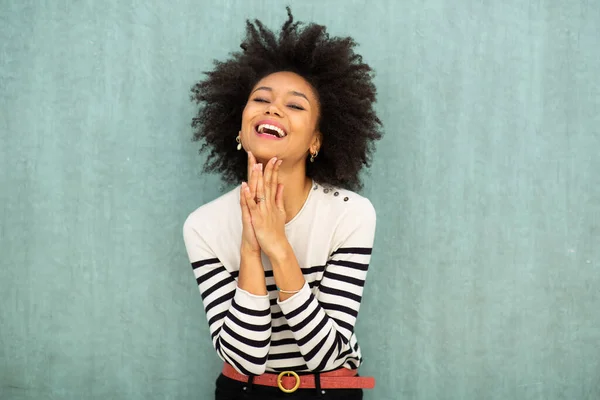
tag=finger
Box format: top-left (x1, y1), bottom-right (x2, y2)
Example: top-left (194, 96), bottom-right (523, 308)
top-left (241, 182), bottom-right (257, 225)
top-left (271, 159), bottom-right (283, 202)
top-left (263, 157), bottom-right (277, 201)
top-left (240, 182), bottom-right (251, 207)
top-left (243, 181), bottom-right (259, 213)
top-left (249, 163), bottom-right (261, 199)
top-left (240, 182), bottom-right (247, 202)
top-left (256, 164), bottom-right (266, 208)
top-left (247, 151), bottom-right (256, 182)
top-left (275, 183), bottom-right (285, 211)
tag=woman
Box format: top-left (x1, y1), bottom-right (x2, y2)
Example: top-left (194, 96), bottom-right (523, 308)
top-left (183, 7), bottom-right (383, 399)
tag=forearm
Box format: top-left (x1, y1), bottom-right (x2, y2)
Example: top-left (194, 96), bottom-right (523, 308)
top-left (269, 242), bottom-right (306, 301)
top-left (273, 242), bottom-right (372, 371)
top-left (278, 290), bottom-right (356, 371)
top-left (188, 253), bottom-right (271, 375)
top-left (215, 290), bottom-right (271, 375)
top-left (218, 247), bottom-right (269, 374)
top-left (238, 246), bottom-right (268, 295)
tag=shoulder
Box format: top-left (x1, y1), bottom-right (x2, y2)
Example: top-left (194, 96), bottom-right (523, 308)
top-left (310, 183), bottom-right (376, 249)
top-left (182, 185), bottom-right (241, 261)
top-left (312, 182), bottom-right (376, 223)
top-left (183, 185), bottom-right (240, 236)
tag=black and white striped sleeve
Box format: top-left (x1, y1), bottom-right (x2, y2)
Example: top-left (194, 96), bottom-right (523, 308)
top-left (183, 218), bottom-right (272, 375)
top-left (277, 198), bottom-right (377, 371)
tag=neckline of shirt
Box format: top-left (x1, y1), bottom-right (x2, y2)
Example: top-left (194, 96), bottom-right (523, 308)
top-left (284, 179), bottom-right (315, 228)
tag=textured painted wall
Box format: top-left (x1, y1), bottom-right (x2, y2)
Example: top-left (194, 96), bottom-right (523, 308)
top-left (1, 1), bottom-right (599, 399)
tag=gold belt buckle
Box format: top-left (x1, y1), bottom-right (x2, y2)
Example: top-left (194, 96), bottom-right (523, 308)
top-left (277, 370), bottom-right (301, 393)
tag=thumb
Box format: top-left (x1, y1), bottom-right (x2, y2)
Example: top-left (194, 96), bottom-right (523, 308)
top-left (275, 183), bottom-right (285, 211)
top-left (240, 182), bottom-right (254, 224)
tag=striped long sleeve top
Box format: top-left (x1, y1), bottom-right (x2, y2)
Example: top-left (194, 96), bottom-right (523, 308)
top-left (183, 180), bottom-right (376, 375)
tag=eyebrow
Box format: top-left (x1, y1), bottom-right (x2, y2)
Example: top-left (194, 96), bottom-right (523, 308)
top-left (252, 86), bottom-right (309, 102)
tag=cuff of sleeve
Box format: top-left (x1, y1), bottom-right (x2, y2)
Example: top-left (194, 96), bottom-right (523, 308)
top-left (276, 281), bottom-right (311, 311)
top-left (236, 287), bottom-right (271, 310)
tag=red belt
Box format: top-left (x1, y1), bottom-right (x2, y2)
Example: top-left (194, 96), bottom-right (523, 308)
top-left (222, 363), bottom-right (375, 393)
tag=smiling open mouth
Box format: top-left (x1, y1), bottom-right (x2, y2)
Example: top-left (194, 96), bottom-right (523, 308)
top-left (256, 124), bottom-right (287, 138)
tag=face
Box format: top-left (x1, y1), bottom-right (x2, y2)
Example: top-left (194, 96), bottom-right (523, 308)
top-left (240, 71), bottom-right (321, 166)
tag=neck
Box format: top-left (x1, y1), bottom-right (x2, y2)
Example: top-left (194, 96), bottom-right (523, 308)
top-left (274, 162), bottom-right (312, 224)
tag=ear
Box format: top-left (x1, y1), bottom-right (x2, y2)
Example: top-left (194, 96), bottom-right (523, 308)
top-left (310, 131), bottom-right (322, 154)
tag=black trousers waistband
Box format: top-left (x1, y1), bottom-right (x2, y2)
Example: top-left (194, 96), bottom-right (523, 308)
top-left (215, 373), bottom-right (363, 399)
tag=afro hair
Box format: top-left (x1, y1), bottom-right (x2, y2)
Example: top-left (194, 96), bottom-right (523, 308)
top-left (190, 7), bottom-right (383, 192)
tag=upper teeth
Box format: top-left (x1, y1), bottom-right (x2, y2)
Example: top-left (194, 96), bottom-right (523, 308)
top-left (258, 124), bottom-right (286, 138)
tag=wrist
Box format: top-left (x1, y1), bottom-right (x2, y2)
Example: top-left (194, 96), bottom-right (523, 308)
top-left (266, 240), bottom-right (293, 264)
top-left (240, 245), bottom-right (261, 259)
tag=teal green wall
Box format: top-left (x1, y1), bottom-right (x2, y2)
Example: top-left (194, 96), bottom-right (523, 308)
top-left (1, 1), bottom-right (599, 399)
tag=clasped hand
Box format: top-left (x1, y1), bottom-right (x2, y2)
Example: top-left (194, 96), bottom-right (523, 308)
top-left (240, 151), bottom-right (287, 258)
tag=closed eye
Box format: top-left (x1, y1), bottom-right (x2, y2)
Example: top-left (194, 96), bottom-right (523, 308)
top-left (253, 97), bottom-right (304, 110)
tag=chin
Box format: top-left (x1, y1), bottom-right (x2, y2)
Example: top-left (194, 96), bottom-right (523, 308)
top-left (250, 148), bottom-right (278, 162)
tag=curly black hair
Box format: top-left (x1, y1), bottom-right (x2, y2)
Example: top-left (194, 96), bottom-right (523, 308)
top-left (190, 7), bottom-right (382, 192)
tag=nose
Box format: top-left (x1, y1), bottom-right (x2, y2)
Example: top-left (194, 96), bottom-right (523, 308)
top-left (265, 103), bottom-right (282, 117)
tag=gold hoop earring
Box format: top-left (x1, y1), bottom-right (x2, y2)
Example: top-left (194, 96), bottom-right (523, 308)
top-left (236, 135), bottom-right (242, 151)
top-left (310, 150), bottom-right (318, 163)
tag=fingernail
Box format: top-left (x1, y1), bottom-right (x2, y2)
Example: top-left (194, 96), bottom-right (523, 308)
top-left (277, 160), bottom-right (283, 166)
top-left (257, 163), bottom-right (263, 171)
top-left (272, 157), bottom-right (278, 164)
top-left (241, 182), bottom-right (247, 188)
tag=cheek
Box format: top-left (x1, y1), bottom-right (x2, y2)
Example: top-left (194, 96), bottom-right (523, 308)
top-left (300, 113), bottom-right (319, 136)
top-left (241, 105), bottom-right (257, 130)
top-left (292, 117), bottom-right (317, 145)
top-left (241, 104), bottom-right (251, 122)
